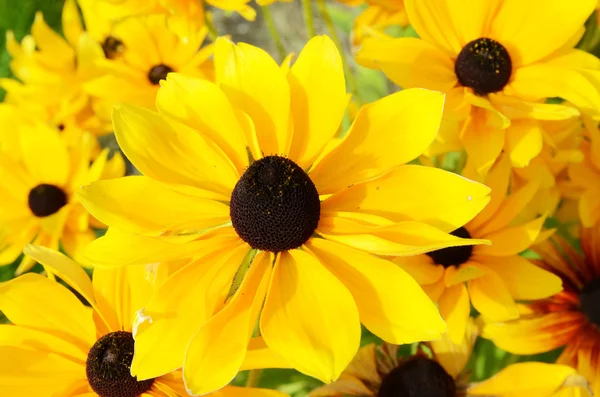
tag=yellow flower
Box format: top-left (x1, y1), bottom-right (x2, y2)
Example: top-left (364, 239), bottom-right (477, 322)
top-left (393, 155), bottom-right (562, 343)
top-left (78, 36), bottom-right (491, 394)
top-left (0, 245), bottom-right (284, 397)
top-left (1, 0), bottom-right (108, 135)
top-left (0, 123), bottom-right (124, 274)
top-left (310, 320), bottom-right (589, 397)
top-left (483, 226), bottom-right (600, 396)
top-left (350, 0), bottom-right (409, 48)
top-left (84, 14), bottom-right (213, 123)
top-left (357, 0), bottom-right (600, 174)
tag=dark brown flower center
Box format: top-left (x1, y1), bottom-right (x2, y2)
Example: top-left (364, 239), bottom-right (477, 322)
top-left (426, 227), bottom-right (473, 268)
top-left (230, 156), bottom-right (320, 252)
top-left (86, 331), bottom-right (155, 397)
top-left (580, 277), bottom-right (600, 328)
top-left (102, 36), bottom-right (125, 59)
top-left (28, 184), bottom-right (68, 217)
top-left (455, 37), bottom-right (512, 96)
top-left (147, 64), bottom-right (174, 85)
top-left (378, 356), bottom-right (456, 397)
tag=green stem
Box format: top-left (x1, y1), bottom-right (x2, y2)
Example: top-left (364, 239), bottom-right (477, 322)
top-left (302, 0), bottom-right (316, 38)
top-left (317, 0), bottom-right (360, 104)
top-left (246, 369), bottom-right (262, 388)
top-left (204, 12), bottom-right (218, 41)
top-left (262, 6), bottom-right (286, 61)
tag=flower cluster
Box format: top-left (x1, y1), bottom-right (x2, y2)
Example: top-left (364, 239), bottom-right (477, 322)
top-left (0, 1), bottom-right (600, 396)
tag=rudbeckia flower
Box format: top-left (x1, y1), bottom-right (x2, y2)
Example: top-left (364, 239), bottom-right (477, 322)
top-left (0, 245), bottom-right (285, 397)
top-left (357, 0), bottom-right (600, 174)
top-left (483, 226), bottom-right (600, 395)
top-left (393, 155), bottom-right (562, 343)
top-left (309, 320), bottom-right (590, 397)
top-left (345, 0), bottom-right (409, 48)
top-left (84, 13), bottom-right (213, 123)
top-left (0, 126), bottom-right (124, 274)
top-left (78, 36), bottom-right (491, 394)
top-left (1, 0), bottom-right (107, 134)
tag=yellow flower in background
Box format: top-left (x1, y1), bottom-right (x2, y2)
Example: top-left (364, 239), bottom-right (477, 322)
top-left (393, 155), bottom-right (562, 343)
top-left (357, 0), bottom-right (600, 174)
top-left (84, 14), bottom-right (213, 123)
top-left (0, 124), bottom-right (124, 274)
top-left (0, 245), bottom-right (285, 397)
top-left (1, 0), bottom-right (108, 135)
top-left (78, 36), bottom-right (491, 394)
top-left (310, 320), bottom-right (590, 397)
top-left (483, 227), bottom-right (600, 396)
top-left (344, 0), bottom-right (409, 48)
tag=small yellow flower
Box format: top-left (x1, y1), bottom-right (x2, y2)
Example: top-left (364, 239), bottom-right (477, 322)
top-left (0, 124), bottom-right (124, 274)
top-left (357, 0), bottom-right (600, 174)
top-left (78, 36), bottom-right (491, 394)
top-left (483, 226), bottom-right (600, 396)
top-left (393, 155), bottom-right (562, 343)
top-left (349, 0), bottom-right (409, 48)
top-left (0, 245), bottom-right (285, 397)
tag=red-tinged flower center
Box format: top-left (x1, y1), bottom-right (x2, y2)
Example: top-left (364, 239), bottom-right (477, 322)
top-left (86, 331), bottom-right (155, 397)
top-left (580, 277), bottom-right (600, 328)
top-left (455, 37), bottom-right (512, 96)
top-left (230, 155), bottom-right (321, 252)
top-left (148, 64), bottom-right (174, 85)
top-left (378, 356), bottom-right (457, 397)
top-left (102, 36), bottom-right (125, 59)
top-left (426, 227), bottom-right (473, 268)
top-left (27, 183), bottom-right (68, 217)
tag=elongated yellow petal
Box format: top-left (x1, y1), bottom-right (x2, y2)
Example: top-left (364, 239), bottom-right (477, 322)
top-left (20, 125), bottom-right (69, 186)
top-left (288, 36), bottom-right (347, 169)
top-left (112, 104), bottom-right (239, 197)
top-left (431, 319), bottom-right (477, 379)
top-left (310, 89), bottom-right (445, 194)
top-left (240, 337), bottom-right (293, 371)
top-left (403, 0), bottom-right (462, 54)
top-left (392, 256), bottom-right (444, 285)
top-left (506, 120), bottom-right (544, 168)
top-left (477, 216), bottom-right (546, 256)
top-left (438, 284), bottom-right (470, 345)
top-left (468, 268), bottom-right (519, 322)
top-left (322, 165), bottom-right (490, 232)
top-left (306, 239), bottom-right (446, 344)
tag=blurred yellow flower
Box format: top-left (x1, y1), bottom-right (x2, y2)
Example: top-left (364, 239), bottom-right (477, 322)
top-left (393, 155), bottom-right (562, 343)
top-left (77, 36), bottom-right (491, 394)
top-left (357, 0), bottom-right (600, 174)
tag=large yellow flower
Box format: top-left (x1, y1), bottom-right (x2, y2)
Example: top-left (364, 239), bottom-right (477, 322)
top-left (1, 0), bottom-right (107, 135)
top-left (357, 0), bottom-right (600, 174)
top-left (309, 320), bottom-right (590, 397)
top-left (0, 245), bottom-right (284, 397)
top-left (0, 123), bottom-right (124, 274)
top-left (84, 14), bottom-right (213, 123)
top-left (483, 226), bottom-right (600, 395)
top-left (78, 36), bottom-right (491, 394)
top-left (393, 155), bottom-right (562, 343)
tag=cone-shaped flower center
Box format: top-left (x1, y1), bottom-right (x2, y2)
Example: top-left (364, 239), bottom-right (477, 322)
top-left (378, 356), bottom-right (456, 397)
top-left (455, 37), bottom-right (512, 96)
top-left (230, 155), bottom-right (321, 252)
top-left (148, 64), bottom-right (174, 85)
top-left (27, 183), bottom-right (68, 217)
top-left (86, 331), bottom-right (155, 397)
top-left (426, 227), bottom-right (473, 268)
top-left (580, 277), bottom-right (600, 328)
top-left (102, 36), bottom-right (125, 59)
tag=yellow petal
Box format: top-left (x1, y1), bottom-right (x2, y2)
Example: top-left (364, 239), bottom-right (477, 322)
top-left (462, 114), bottom-right (507, 175)
top-left (443, 262), bottom-right (487, 286)
top-left (403, 0), bottom-right (462, 54)
top-left (438, 284), bottom-right (470, 345)
top-left (490, 0), bottom-right (594, 66)
top-left (288, 36), bottom-right (347, 169)
top-left (322, 165), bottom-right (490, 232)
top-left (78, 176), bottom-right (230, 235)
top-left (183, 252), bottom-right (271, 395)
top-left (62, 0), bottom-right (84, 48)
top-left (481, 255), bottom-right (563, 300)
top-left (212, 386), bottom-right (290, 397)
top-left (468, 268), bottom-right (519, 322)
top-left (306, 239), bottom-right (446, 344)
top-left (261, 249), bottom-right (360, 383)
top-left (240, 337), bottom-right (293, 371)
top-left (356, 37), bottom-right (457, 92)
top-left (506, 120), bottom-right (544, 168)
top-left (392, 256), bottom-right (444, 285)
top-left (30, 12), bottom-right (74, 64)
top-left (112, 104), bottom-right (239, 197)
top-left (156, 74), bottom-right (250, 173)
top-left (310, 89), bottom-right (445, 194)
top-left (131, 244), bottom-right (248, 380)
top-left (19, 125), bottom-right (69, 186)
top-left (215, 38), bottom-right (291, 156)
top-left (0, 274), bottom-right (96, 351)
top-left (431, 318), bottom-right (477, 379)
top-left (477, 216), bottom-right (546, 256)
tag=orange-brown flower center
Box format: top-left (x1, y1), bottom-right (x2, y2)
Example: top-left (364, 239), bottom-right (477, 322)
top-left (455, 37), bottom-right (512, 96)
top-left (426, 227), bottom-right (473, 268)
top-left (86, 331), bottom-right (155, 397)
top-left (581, 277), bottom-right (600, 328)
top-left (27, 184), bottom-right (68, 217)
top-left (148, 64), bottom-right (174, 85)
top-left (102, 36), bottom-right (125, 59)
top-left (378, 356), bottom-right (456, 397)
